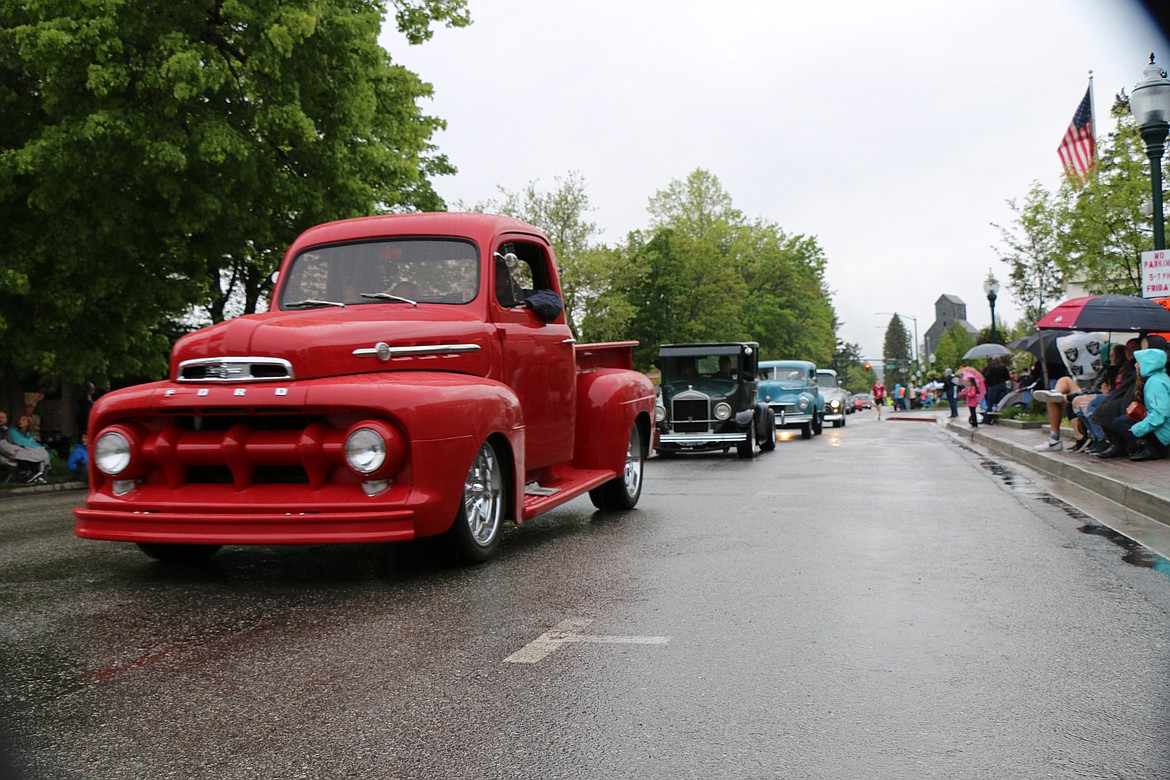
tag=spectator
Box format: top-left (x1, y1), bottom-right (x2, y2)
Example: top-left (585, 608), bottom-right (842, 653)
top-left (68, 434), bottom-right (89, 482)
top-left (981, 357), bottom-right (1011, 422)
top-left (1097, 347), bottom-right (1170, 461)
top-left (1088, 337), bottom-right (1157, 453)
top-left (23, 404), bottom-right (41, 442)
top-left (0, 411), bottom-right (51, 483)
top-left (943, 369), bottom-right (958, 418)
top-left (77, 382), bottom-right (97, 433)
top-left (958, 376), bottom-right (984, 428)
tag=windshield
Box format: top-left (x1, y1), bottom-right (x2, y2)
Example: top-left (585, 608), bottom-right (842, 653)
top-left (816, 373), bottom-right (839, 389)
top-left (659, 353), bottom-right (738, 383)
top-left (279, 239), bottom-right (479, 308)
top-left (762, 366), bottom-right (809, 382)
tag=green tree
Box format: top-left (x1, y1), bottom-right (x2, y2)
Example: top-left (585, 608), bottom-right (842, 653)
top-left (933, 322), bottom-right (977, 373)
top-left (0, 0), bottom-right (467, 382)
top-left (882, 315), bottom-right (913, 388)
top-left (992, 182), bottom-right (1070, 324)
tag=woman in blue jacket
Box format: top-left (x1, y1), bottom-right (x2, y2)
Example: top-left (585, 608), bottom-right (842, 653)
top-left (1100, 347), bottom-right (1170, 461)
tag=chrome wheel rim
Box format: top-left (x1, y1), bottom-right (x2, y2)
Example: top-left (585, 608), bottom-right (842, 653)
top-left (622, 426), bottom-right (642, 498)
top-left (464, 441), bottom-right (503, 546)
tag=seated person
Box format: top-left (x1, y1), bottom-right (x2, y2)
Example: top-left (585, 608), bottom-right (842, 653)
top-left (0, 411), bottom-right (51, 482)
top-left (68, 434), bottom-right (89, 482)
top-left (713, 356), bottom-right (736, 379)
top-left (1098, 347), bottom-right (1170, 461)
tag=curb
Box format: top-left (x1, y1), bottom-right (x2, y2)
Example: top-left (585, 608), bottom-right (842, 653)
top-left (0, 480), bottom-right (86, 498)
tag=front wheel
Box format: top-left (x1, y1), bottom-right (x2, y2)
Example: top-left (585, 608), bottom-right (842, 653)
top-left (445, 439), bottom-right (505, 564)
top-left (812, 413), bottom-right (823, 436)
top-left (736, 419), bottom-right (756, 459)
top-left (590, 423), bottom-right (645, 510)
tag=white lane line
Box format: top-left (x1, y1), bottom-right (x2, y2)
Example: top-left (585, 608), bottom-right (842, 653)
top-left (504, 618), bottom-right (671, 664)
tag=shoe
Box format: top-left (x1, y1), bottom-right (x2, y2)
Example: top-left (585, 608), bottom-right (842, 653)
top-left (1033, 438), bottom-right (1064, 451)
top-left (1032, 390), bottom-right (1066, 404)
top-left (1069, 437), bottom-right (1090, 453)
top-left (1129, 441), bottom-right (1164, 462)
top-left (1087, 439), bottom-right (1111, 455)
top-left (1095, 445), bottom-right (1124, 459)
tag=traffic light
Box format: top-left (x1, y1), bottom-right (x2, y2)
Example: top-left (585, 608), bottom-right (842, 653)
top-left (863, 362), bottom-right (871, 372)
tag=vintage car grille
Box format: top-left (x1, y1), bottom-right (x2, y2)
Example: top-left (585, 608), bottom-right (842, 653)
top-left (671, 397), bottom-right (711, 433)
top-left (177, 357), bottom-right (294, 383)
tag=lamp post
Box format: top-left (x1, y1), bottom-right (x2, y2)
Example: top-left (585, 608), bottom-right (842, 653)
top-left (983, 269), bottom-right (1000, 343)
top-left (876, 312), bottom-right (918, 375)
top-left (1131, 53), bottom-right (1170, 251)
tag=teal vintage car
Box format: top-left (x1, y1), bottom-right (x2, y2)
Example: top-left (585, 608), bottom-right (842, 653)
top-left (757, 360), bottom-right (824, 439)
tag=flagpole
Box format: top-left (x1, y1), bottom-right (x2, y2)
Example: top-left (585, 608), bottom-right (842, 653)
top-left (1088, 70), bottom-right (1096, 140)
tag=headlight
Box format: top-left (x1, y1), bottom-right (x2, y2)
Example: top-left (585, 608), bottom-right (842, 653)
top-left (830, 400), bottom-right (841, 410)
top-left (95, 431), bottom-right (132, 475)
top-left (345, 427), bottom-right (387, 474)
top-left (714, 402), bottom-right (732, 421)
top-left (797, 397), bottom-right (810, 411)
top-left (655, 404), bottom-right (666, 423)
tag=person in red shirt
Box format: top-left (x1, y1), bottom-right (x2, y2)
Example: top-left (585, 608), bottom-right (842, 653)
top-left (871, 380), bottom-right (887, 420)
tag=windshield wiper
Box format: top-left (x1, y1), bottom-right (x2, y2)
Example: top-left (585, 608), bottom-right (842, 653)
top-left (285, 299), bottom-right (347, 308)
top-left (361, 292), bottom-right (419, 307)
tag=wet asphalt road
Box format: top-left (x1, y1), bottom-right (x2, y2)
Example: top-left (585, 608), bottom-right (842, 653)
top-left (2, 413), bottom-right (1170, 780)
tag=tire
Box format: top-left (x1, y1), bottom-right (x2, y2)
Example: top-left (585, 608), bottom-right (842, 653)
top-left (590, 423), bottom-right (645, 510)
top-left (800, 422), bottom-right (812, 440)
top-left (760, 409), bottom-right (776, 452)
top-left (445, 439), bottom-right (505, 564)
top-left (812, 412), bottom-right (823, 436)
top-left (736, 418), bottom-right (756, 459)
top-left (137, 543), bottom-right (221, 562)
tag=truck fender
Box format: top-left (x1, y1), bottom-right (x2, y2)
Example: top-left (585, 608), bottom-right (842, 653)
top-left (573, 369), bottom-right (656, 473)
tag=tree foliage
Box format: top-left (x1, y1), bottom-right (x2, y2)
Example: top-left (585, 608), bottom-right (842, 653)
top-left (992, 182), bottom-right (1069, 324)
top-left (0, 0), bottom-right (466, 383)
top-left (882, 315), bottom-right (912, 388)
top-left (932, 322), bottom-right (977, 374)
top-left (586, 169), bottom-right (837, 369)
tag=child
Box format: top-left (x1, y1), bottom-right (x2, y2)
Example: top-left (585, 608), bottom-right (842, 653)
top-left (959, 377), bottom-right (984, 428)
top-left (68, 434), bottom-right (89, 482)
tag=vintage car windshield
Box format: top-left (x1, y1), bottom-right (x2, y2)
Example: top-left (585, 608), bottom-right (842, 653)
top-left (279, 239), bottom-right (480, 309)
top-left (762, 367), bottom-right (809, 383)
top-left (659, 354), bottom-right (738, 383)
top-left (816, 374), bottom-right (839, 389)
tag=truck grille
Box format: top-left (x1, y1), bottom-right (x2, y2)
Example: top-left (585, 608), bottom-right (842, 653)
top-left (671, 397), bottom-right (710, 433)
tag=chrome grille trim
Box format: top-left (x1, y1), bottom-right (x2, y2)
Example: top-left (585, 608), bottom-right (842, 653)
top-left (177, 357), bottom-right (294, 383)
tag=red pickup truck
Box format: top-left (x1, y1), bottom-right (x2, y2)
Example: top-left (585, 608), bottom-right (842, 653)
top-left (74, 213), bottom-right (656, 563)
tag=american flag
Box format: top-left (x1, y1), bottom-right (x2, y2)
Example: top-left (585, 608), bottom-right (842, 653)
top-left (1057, 87), bottom-right (1095, 184)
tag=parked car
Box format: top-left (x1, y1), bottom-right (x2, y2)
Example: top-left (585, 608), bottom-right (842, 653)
top-left (757, 360), bottom-right (823, 439)
top-left (817, 369), bottom-right (849, 428)
top-left (654, 342), bottom-right (775, 458)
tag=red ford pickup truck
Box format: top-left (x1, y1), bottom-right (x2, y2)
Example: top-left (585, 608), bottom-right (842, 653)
top-left (74, 213), bottom-right (655, 563)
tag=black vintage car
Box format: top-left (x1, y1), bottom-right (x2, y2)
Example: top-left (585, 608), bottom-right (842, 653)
top-left (654, 342), bottom-right (775, 458)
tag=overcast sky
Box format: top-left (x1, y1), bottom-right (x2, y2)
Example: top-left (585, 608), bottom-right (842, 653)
top-left (380, 1), bottom-right (1170, 362)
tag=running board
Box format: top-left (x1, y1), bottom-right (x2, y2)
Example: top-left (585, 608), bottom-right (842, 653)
top-left (521, 468), bottom-right (614, 520)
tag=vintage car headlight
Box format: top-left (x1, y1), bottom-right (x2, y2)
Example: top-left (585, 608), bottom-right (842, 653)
top-left (343, 420), bottom-right (407, 479)
top-left (713, 402), bottom-right (733, 421)
top-left (797, 396), bottom-right (810, 411)
top-left (95, 431), bottom-right (132, 475)
top-left (345, 427), bottom-right (387, 474)
top-left (655, 403), bottom-right (666, 423)
top-left (829, 399), bottom-right (841, 411)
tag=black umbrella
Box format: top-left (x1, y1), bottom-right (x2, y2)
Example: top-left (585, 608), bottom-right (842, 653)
top-left (1009, 330), bottom-right (1070, 363)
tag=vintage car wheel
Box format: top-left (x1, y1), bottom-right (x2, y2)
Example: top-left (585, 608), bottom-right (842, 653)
top-left (800, 422), bottom-right (812, 439)
top-left (812, 413), bottom-right (823, 436)
top-left (446, 440), bottom-right (505, 564)
top-left (760, 408), bottom-right (776, 451)
top-left (136, 543), bottom-right (221, 562)
top-left (590, 423), bottom-right (645, 510)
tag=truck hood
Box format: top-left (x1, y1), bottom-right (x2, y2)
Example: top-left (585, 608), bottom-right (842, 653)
top-left (170, 306), bottom-right (495, 382)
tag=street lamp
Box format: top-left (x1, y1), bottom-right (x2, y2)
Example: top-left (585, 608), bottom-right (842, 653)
top-left (875, 312), bottom-right (918, 374)
top-left (1131, 53), bottom-right (1170, 251)
top-left (983, 269), bottom-right (1000, 343)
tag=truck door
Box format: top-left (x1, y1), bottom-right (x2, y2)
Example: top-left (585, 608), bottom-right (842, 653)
top-left (492, 237), bottom-right (576, 470)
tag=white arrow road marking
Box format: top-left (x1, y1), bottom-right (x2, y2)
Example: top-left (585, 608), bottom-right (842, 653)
top-left (504, 618), bottom-right (671, 664)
